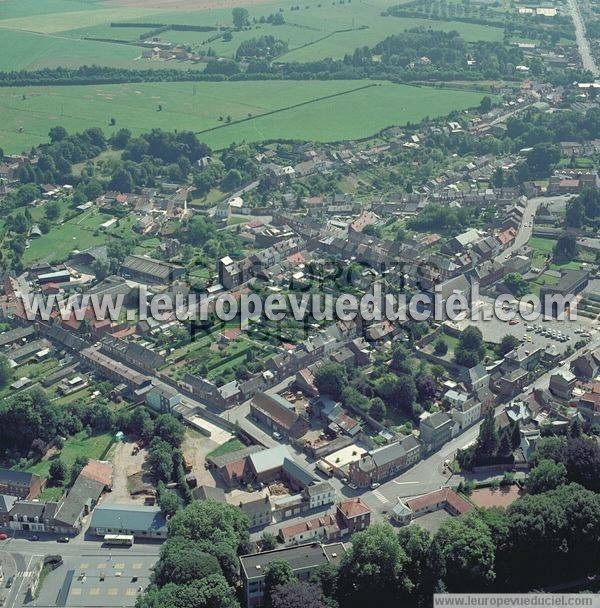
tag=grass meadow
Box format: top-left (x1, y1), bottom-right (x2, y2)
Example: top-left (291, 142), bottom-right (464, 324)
top-left (0, 0), bottom-right (504, 68)
top-left (0, 80), bottom-right (485, 153)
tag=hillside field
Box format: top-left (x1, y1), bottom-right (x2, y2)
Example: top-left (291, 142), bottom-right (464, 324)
top-left (0, 0), bottom-right (504, 69)
top-left (0, 80), bottom-right (486, 153)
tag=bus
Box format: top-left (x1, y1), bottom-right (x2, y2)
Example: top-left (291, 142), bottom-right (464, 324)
top-left (103, 534), bottom-right (134, 546)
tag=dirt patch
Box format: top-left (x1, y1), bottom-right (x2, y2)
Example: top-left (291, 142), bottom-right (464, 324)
top-left (469, 485), bottom-right (522, 508)
top-left (104, 441), bottom-right (149, 505)
top-left (182, 430), bottom-right (222, 488)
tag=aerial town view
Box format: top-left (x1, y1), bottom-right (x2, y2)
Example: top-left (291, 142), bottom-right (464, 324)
top-left (0, 0), bottom-right (600, 606)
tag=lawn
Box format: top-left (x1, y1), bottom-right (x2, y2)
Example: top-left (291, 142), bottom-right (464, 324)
top-left (529, 236), bottom-right (557, 269)
top-left (206, 437), bottom-right (245, 459)
top-left (0, 80), bottom-right (486, 154)
top-left (23, 209), bottom-right (113, 263)
top-left (25, 430), bottom-right (114, 479)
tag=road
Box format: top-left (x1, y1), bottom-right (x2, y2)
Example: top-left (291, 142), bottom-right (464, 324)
top-left (568, 0), bottom-right (599, 77)
top-left (360, 330), bottom-right (600, 517)
top-left (497, 195), bottom-right (573, 264)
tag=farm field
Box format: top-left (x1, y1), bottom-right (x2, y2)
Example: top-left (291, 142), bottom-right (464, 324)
top-left (0, 0), bottom-right (504, 69)
top-left (0, 80), bottom-right (486, 154)
top-left (0, 29), bottom-right (184, 72)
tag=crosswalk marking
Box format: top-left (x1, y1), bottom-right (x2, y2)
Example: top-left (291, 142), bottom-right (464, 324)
top-left (372, 489), bottom-right (388, 504)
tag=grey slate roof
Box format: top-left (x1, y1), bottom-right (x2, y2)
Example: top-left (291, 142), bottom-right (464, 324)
top-left (0, 468), bottom-right (36, 489)
top-left (90, 504), bottom-right (167, 533)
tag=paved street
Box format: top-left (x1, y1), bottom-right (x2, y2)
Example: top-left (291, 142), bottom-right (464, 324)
top-left (360, 330), bottom-right (600, 519)
top-left (497, 195), bottom-right (575, 264)
top-left (568, 0), bottom-right (599, 77)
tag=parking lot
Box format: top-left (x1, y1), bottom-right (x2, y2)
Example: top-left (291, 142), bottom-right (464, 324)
top-left (34, 552), bottom-right (156, 607)
top-left (451, 296), bottom-right (596, 354)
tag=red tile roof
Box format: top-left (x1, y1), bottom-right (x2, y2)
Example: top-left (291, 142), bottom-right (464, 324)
top-left (406, 488), bottom-right (472, 515)
top-left (338, 498), bottom-right (371, 519)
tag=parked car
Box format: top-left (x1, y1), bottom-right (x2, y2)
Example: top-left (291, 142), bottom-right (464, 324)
top-left (272, 431), bottom-right (282, 440)
top-left (5, 577), bottom-right (13, 589)
top-left (30, 535), bottom-right (39, 541)
top-left (370, 482), bottom-right (380, 489)
top-left (57, 537), bottom-right (70, 543)
top-left (0, 534), bottom-right (7, 541)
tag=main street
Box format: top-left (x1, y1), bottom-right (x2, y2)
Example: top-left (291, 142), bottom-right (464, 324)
top-left (568, 0), bottom-right (599, 77)
top-left (360, 330), bottom-right (600, 517)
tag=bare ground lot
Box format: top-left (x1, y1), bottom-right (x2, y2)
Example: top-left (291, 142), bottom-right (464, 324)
top-left (469, 485), bottom-right (522, 508)
top-left (183, 428), bottom-right (228, 488)
top-left (104, 441), bottom-right (150, 505)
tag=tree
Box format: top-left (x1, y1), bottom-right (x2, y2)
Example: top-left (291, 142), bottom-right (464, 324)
top-left (526, 143), bottom-right (560, 177)
top-left (271, 582), bottom-right (326, 608)
top-left (397, 525), bottom-right (433, 599)
top-left (0, 355), bottom-right (13, 388)
top-left (153, 536), bottom-right (222, 587)
top-left (69, 455), bottom-right (89, 486)
top-left (92, 257), bottom-right (110, 281)
top-left (475, 409), bottom-right (499, 459)
top-left (336, 524), bottom-right (409, 607)
top-left (261, 531), bottom-right (278, 550)
top-left (431, 513), bottom-right (496, 591)
top-left (369, 397), bottom-right (386, 421)
top-left (375, 373), bottom-right (417, 413)
top-left (524, 458), bottom-right (567, 494)
top-left (434, 338), bottom-right (448, 356)
top-left (415, 375), bottom-right (436, 403)
top-left (504, 272), bottom-right (529, 298)
top-left (168, 499), bottom-right (249, 552)
top-left (110, 128), bottom-right (131, 149)
top-left (264, 561), bottom-right (297, 607)
top-left (109, 167), bottom-right (134, 193)
top-left (455, 326), bottom-right (486, 367)
top-left (232, 7), bottom-right (250, 27)
top-left (155, 414), bottom-right (185, 447)
top-left (553, 235), bottom-right (578, 262)
top-left (479, 96), bottom-right (492, 113)
top-left (49, 126), bottom-right (68, 143)
top-left (314, 362), bottom-right (348, 400)
top-left (137, 574), bottom-right (240, 608)
top-left (498, 430), bottom-right (513, 458)
top-left (147, 438), bottom-right (174, 482)
top-left (498, 334), bottom-right (519, 357)
top-left (157, 481), bottom-right (181, 518)
top-left (45, 200), bottom-right (61, 221)
top-left (564, 438), bottom-right (600, 491)
top-left (49, 459), bottom-right (67, 486)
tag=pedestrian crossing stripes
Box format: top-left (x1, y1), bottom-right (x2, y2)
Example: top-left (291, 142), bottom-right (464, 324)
top-left (372, 489), bottom-right (388, 503)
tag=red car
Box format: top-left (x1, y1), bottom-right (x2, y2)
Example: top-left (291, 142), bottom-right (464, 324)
top-left (0, 533), bottom-right (8, 540)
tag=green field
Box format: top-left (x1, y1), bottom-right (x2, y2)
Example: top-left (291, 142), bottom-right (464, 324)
top-left (0, 80), bottom-right (486, 153)
top-left (23, 209), bottom-right (125, 263)
top-left (0, 0), bottom-right (504, 69)
top-left (25, 430), bottom-right (114, 479)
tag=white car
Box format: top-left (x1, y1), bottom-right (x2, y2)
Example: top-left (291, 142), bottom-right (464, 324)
top-left (370, 482), bottom-right (380, 490)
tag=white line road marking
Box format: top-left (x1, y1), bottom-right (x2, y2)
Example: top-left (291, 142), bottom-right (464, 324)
top-left (372, 490), bottom-right (389, 503)
top-left (392, 480), bottom-right (420, 485)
